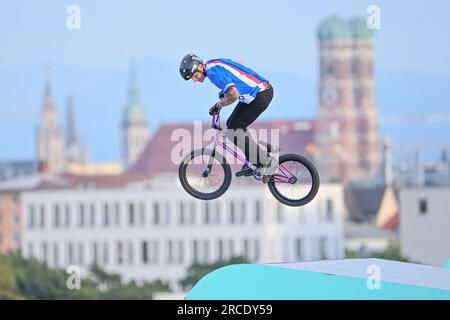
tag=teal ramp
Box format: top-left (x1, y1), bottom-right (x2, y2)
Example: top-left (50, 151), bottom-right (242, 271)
top-left (186, 258), bottom-right (450, 300)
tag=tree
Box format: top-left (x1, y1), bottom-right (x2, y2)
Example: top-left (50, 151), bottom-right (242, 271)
top-left (0, 259), bottom-right (22, 300)
top-left (180, 256), bottom-right (249, 290)
top-left (0, 253), bottom-right (170, 300)
top-left (374, 240), bottom-right (409, 262)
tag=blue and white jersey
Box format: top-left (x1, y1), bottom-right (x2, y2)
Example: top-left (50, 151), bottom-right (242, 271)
top-left (205, 58), bottom-right (271, 104)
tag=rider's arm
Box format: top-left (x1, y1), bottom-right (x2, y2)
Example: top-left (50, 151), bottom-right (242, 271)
top-left (218, 87), bottom-right (239, 108)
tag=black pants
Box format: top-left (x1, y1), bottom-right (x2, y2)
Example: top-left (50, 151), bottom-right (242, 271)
top-left (226, 86), bottom-right (274, 165)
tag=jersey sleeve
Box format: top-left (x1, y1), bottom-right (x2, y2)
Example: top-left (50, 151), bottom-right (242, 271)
top-left (206, 66), bottom-right (237, 94)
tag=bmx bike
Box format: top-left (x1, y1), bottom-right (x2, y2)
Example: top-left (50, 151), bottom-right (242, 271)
top-left (178, 111), bottom-right (320, 207)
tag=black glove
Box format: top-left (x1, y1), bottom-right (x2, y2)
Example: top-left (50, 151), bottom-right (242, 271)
top-left (209, 103), bottom-right (222, 116)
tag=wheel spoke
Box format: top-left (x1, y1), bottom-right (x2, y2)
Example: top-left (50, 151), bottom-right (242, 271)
top-left (272, 160), bottom-right (314, 201)
top-left (184, 153), bottom-right (226, 195)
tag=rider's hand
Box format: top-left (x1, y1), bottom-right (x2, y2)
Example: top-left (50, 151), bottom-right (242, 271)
top-left (209, 103), bottom-right (222, 116)
top-left (218, 91), bottom-right (224, 99)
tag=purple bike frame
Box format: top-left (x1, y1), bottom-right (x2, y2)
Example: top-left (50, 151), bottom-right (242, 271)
top-left (210, 114), bottom-right (294, 183)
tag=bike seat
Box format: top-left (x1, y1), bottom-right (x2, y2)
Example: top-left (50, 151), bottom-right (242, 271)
top-left (259, 141), bottom-right (280, 153)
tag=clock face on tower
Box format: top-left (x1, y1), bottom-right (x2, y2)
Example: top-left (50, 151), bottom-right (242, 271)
top-left (322, 88), bottom-right (338, 107)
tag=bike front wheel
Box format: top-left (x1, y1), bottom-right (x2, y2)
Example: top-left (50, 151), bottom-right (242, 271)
top-left (178, 148), bottom-right (232, 201)
top-left (268, 154), bottom-right (320, 207)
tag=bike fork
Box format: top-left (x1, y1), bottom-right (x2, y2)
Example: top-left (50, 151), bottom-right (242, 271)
top-left (202, 146), bottom-right (216, 177)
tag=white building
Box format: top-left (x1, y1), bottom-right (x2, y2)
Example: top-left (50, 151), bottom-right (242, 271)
top-left (21, 181), bottom-right (344, 289)
top-left (400, 187), bottom-right (450, 266)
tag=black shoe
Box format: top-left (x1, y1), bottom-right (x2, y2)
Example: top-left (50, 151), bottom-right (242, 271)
top-left (235, 164), bottom-right (254, 177)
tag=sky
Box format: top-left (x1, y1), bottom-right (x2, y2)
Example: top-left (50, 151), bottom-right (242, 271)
top-left (1, 0), bottom-right (450, 162)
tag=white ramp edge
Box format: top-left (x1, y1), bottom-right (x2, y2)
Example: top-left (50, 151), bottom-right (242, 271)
top-left (263, 258), bottom-right (450, 291)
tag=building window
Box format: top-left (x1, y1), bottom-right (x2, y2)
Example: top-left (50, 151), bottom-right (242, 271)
top-left (229, 202), bottom-right (235, 224)
top-left (78, 242), bottom-right (84, 265)
top-left (418, 199), bottom-right (428, 215)
top-left (115, 203), bottom-right (120, 226)
top-left (326, 199), bottom-right (334, 222)
top-left (254, 239), bottom-right (260, 261)
top-left (89, 204), bottom-right (95, 227)
top-left (327, 63), bottom-right (335, 76)
top-left (204, 203), bottom-right (210, 224)
top-left (28, 205), bottom-right (35, 228)
top-left (78, 204), bottom-right (85, 227)
top-left (139, 203), bottom-right (146, 226)
top-left (229, 240), bottom-right (235, 257)
top-left (217, 239), bottom-right (224, 261)
top-left (41, 242), bottom-right (48, 262)
top-left (165, 202), bottom-right (171, 225)
top-left (12, 214), bottom-right (20, 225)
top-left (153, 203), bottom-right (160, 225)
top-left (53, 243), bottom-right (59, 267)
top-left (13, 233), bottom-right (20, 246)
top-left (215, 202), bottom-right (221, 224)
top-left (40, 205), bottom-right (45, 229)
top-left (142, 241), bottom-right (148, 264)
top-left (12, 193), bottom-right (19, 204)
top-left (150, 241), bottom-right (159, 264)
top-left (128, 203), bottom-right (135, 226)
top-left (103, 203), bottom-right (110, 226)
top-left (319, 236), bottom-right (328, 259)
top-left (255, 200), bottom-right (262, 224)
top-left (178, 241), bottom-right (184, 263)
top-left (128, 242), bottom-right (134, 265)
top-left (295, 238), bottom-right (303, 260)
top-left (166, 240), bottom-right (173, 264)
top-left (241, 201), bottom-right (246, 224)
top-left (203, 240), bottom-right (209, 263)
top-left (190, 202), bottom-right (196, 224)
top-left (117, 242), bottom-right (124, 265)
top-left (103, 242), bottom-right (109, 265)
top-left (68, 242), bottom-right (75, 265)
top-left (179, 202), bottom-right (185, 225)
top-left (192, 240), bottom-right (199, 263)
top-left (243, 239), bottom-right (249, 260)
top-left (65, 204), bottom-right (70, 228)
top-left (92, 242), bottom-right (98, 266)
top-left (53, 205), bottom-right (61, 228)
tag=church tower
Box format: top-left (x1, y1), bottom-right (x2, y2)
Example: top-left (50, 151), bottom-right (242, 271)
top-left (36, 74), bottom-right (66, 174)
top-left (66, 95), bottom-right (89, 164)
top-left (122, 58), bottom-right (149, 168)
top-left (314, 16), bottom-right (380, 182)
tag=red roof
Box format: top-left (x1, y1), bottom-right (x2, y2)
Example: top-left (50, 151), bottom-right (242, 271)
top-left (382, 211), bottom-right (400, 231)
top-left (127, 119), bottom-right (316, 178)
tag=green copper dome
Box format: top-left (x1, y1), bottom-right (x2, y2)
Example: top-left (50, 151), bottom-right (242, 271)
top-left (350, 17), bottom-right (374, 38)
top-left (318, 16), bottom-right (374, 39)
top-left (318, 16), bottom-right (352, 39)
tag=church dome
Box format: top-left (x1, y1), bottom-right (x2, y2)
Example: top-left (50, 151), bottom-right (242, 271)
top-left (318, 16), bottom-right (352, 39)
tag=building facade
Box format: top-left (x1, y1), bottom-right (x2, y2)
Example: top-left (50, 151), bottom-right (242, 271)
top-left (400, 187), bottom-right (450, 266)
top-left (0, 191), bottom-right (22, 254)
top-left (314, 16), bottom-right (380, 182)
top-left (21, 183), bottom-right (344, 288)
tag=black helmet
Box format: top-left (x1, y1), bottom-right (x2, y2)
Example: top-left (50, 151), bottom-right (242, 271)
top-left (179, 54), bottom-right (203, 80)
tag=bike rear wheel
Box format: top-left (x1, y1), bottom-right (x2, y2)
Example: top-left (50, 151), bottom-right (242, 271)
top-left (268, 154), bottom-right (320, 207)
top-left (178, 148), bottom-right (232, 201)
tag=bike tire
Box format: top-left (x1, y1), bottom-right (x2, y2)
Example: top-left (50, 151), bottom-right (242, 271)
top-left (178, 148), bottom-right (232, 201)
top-left (268, 154), bottom-right (320, 207)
